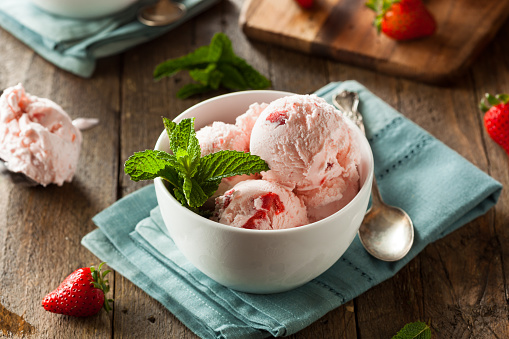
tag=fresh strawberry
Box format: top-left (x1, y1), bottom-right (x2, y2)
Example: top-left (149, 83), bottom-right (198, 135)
top-left (294, 0), bottom-right (313, 9)
top-left (480, 93), bottom-right (509, 155)
top-left (42, 262), bottom-right (113, 317)
top-left (366, 0), bottom-right (436, 41)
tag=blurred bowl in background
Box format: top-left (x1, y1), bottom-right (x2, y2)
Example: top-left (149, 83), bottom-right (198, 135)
top-left (30, 0), bottom-right (138, 19)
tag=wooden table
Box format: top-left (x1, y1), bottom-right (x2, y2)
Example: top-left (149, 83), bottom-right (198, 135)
top-left (1, 1), bottom-right (508, 338)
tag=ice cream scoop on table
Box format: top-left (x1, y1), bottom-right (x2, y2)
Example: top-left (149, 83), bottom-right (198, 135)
top-left (0, 84), bottom-right (98, 187)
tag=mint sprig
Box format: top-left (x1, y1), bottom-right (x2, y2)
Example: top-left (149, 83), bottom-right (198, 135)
top-left (392, 321), bottom-right (432, 339)
top-left (153, 33), bottom-right (271, 99)
top-left (124, 118), bottom-right (269, 210)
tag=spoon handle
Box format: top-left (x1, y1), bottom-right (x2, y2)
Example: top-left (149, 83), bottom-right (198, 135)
top-left (369, 176), bottom-right (383, 210)
top-left (332, 91), bottom-right (365, 135)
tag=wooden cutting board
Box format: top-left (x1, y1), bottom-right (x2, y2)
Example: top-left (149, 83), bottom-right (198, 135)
top-left (239, 0), bottom-right (509, 84)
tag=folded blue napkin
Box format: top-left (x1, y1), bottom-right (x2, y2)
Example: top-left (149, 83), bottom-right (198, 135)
top-left (82, 81), bottom-right (502, 338)
top-left (0, 0), bottom-right (219, 78)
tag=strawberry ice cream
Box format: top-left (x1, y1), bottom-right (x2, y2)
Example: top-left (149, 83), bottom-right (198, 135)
top-left (250, 94), bottom-right (360, 221)
top-left (0, 84), bottom-right (82, 186)
top-left (196, 121), bottom-right (250, 156)
top-left (213, 179), bottom-right (308, 230)
top-left (235, 102), bottom-right (269, 139)
top-left (196, 121), bottom-right (258, 197)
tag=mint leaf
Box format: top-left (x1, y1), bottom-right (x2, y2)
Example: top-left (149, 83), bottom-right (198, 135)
top-left (189, 64), bottom-right (223, 89)
top-left (183, 177), bottom-right (213, 208)
top-left (199, 178), bottom-right (222, 198)
top-left (229, 56), bottom-right (271, 89)
top-left (124, 150), bottom-right (179, 187)
top-left (125, 118), bottom-right (270, 211)
top-left (207, 33), bottom-right (228, 62)
top-left (177, 83), bottom-right (212, 99)
top-left (196, 150), bottom-right (269, 182)
top-left (216, 33), bottom-right (236, 62)
top-left (155, 151), bottom-right (187, 175)
top-left (217, 63), bottom-right (249, 90)
top-left (392, 321), bottom-right (432, 339)
top-left (163, 118), bottom-right (176, 142)
top-left (154, 32), bottom-right (270, 98)
top-left (172, 185), bottom-right (187, 206)
top-left (164, 117), bottom-right (201, 178)
top-left (153, 45), bottom-right (211, 80)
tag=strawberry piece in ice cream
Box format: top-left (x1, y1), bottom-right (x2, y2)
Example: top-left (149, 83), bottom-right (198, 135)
top-left (265, 110), bottom-right (288, 126)
top-left (0, 84), bottom-right (82, 186)
top-left (213, 180), bottom-right (308, 230)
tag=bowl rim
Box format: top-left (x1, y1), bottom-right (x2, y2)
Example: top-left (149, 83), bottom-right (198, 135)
top-left (154, 90), bottom-right (374, 235)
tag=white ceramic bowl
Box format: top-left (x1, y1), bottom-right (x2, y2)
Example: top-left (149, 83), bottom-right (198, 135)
top-left (154, 90), bottom-right (374, 294)
top-left (30, 0), bottom-right (138, 18)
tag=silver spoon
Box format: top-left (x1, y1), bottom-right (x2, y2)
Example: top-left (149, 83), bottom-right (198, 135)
top-left (137, 0), bottom-right (186, 27)
top-left (333, 90), bottom-right (414, 262)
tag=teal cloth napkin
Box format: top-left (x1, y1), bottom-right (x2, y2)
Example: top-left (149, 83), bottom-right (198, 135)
top-left (0, 0), bottom-right (220, 77)
top-left (82, 81), bottom-right (503, 339)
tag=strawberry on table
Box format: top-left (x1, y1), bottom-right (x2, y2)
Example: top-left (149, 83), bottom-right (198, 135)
top-left (42, 262), bottom-right (113, 317)
top-left (294, 0), bottom-right (314, 9)
top-left (366, 0), bottom-right (437, 41)
top-left (480, 93), bottom-right (509, 155)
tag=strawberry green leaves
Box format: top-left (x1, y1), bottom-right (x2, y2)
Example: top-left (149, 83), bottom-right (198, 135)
top-left (124, 118), bottom-right (269, 210)
top-left (479, 93), bottom-right (509, 112)
top-left (153, 33), bottom-right (271, 99)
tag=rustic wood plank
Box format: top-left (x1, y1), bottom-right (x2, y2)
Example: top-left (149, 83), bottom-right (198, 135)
top-left (240, 0), bottom-right (509, 84)
top-left (0, 27), bottom-right (120, 337)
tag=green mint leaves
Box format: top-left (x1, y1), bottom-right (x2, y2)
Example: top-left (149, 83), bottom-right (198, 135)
top-left (153, 33), bottom-right (271, 99)
top-left (392, 321), bottom-right (432, 339)
top-left (124, 118), bottom-right (269, 210)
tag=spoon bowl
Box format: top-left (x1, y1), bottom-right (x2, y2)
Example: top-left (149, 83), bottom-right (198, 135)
top-left (359, 201), bottom-right (414, 261)
top-left (333, 90), bottom-right (414, 262)
top-left (137, 0), bottom-right (186, 27)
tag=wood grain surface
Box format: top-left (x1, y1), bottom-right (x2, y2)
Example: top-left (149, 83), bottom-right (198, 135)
top-left (0, 0), bottom-right (508, 338)
top-left (240, 0), bottom-right (509, 84)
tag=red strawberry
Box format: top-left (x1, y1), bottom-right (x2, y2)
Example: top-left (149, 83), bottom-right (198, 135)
top-left (294, 0), bottom-right (313, 9)
top-left (366, 0), bottom-right (437, 40)
top-left (42, 262), bottom-right (113, 317)
top-left (480, 93), bottom-right (509, 155)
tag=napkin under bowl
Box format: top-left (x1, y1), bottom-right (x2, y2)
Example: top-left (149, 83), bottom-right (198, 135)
top-left (82, 81), bottom-right (502, 339)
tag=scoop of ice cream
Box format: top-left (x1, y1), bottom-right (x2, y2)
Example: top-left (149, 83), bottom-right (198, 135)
top-left (213, 179), bottom-right (308, 230)
top-left (304, 175), bottom-right (360, 222)
top-left (250, 94), bottom-right (360, 219)
top-left (196, 121), bottom-right (259, 201)
top-left (196, 121), bottom-right (250, 156)
top-left (0, 84), bottom-right (82, 186)
top-left (235, 102), bottom-right (268, 139)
